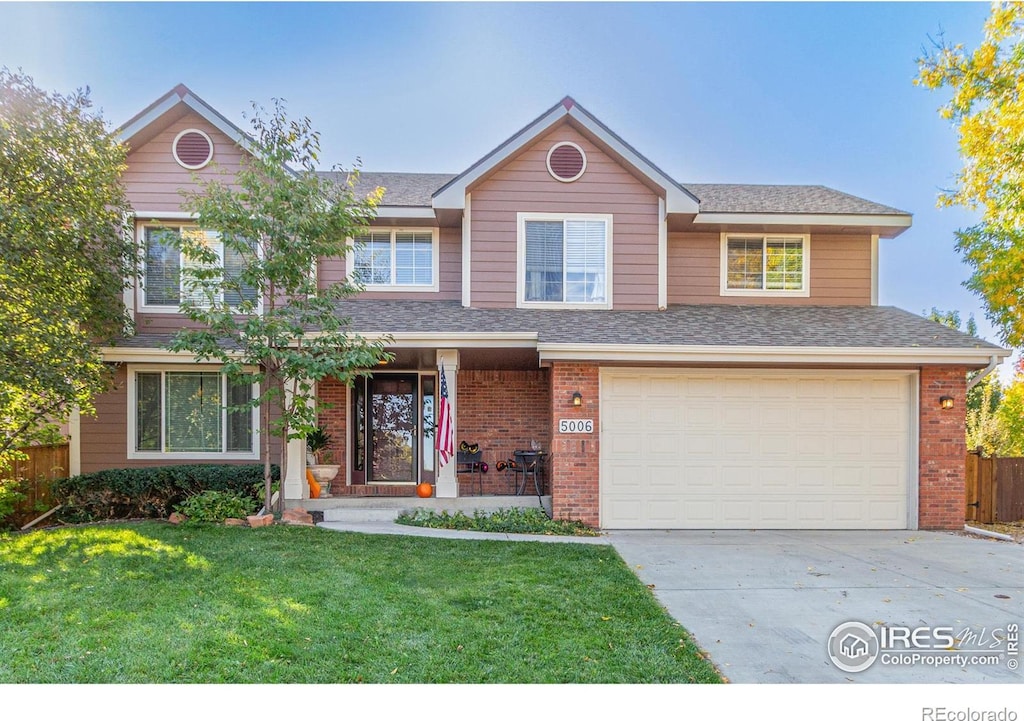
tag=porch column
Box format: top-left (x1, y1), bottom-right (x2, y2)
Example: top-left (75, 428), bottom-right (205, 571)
top-left (68, 406), bottom-right (81, 477)
top-left (282, 380), bottom-right (309, 502)
top-left (435, 349), bottom-right (460, 498)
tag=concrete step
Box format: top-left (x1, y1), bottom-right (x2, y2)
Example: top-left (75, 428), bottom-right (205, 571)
top-left (323, 507), bottom-right (405, 523)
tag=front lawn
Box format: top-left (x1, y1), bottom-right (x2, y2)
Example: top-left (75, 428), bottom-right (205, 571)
top-left (0, 523), bottom-right (721, 683)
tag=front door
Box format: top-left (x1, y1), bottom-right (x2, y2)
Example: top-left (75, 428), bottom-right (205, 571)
top-left (352, 374), bottom-right (432, 484)
top-left (370, 374), bottom-right (417, 482)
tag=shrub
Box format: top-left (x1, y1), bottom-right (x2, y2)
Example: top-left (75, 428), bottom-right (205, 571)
top-left (396, 506), bottom-right (599, 536)
top-left (175, 490), bottom-right (258, 523)
top-left (51, 464), bottom-right (279, 523)
top-left (0, 478), bottom-right (26, 528)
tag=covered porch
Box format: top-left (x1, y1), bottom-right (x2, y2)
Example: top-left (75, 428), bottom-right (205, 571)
top-left (282, 342), bottom-right (556, 506)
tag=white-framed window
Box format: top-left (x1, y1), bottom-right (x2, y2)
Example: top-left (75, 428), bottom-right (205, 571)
top-left (517, 212), bottom-right (613, 309)
top-left (720, 233), bottom-right (810, 297)
top-left (140, 223), bottom-right (259, 312)
top-left (349, 228), bottom-right (439, 292)
top-left (127, 365), bottom-right (259, 460)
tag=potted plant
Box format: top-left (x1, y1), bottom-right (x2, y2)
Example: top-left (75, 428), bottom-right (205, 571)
top-left (306, 425), bottom-right (340, 495)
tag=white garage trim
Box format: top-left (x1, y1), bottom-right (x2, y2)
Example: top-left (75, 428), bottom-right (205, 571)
top-left (599, 368), bottom-right (919, 530)
top-left (541, 343), bottom-right (1006, 367)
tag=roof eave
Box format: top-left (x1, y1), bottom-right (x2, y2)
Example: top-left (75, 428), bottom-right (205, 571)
top-left (117, 84), bottom-right (257, 155)
top-left (374, 206), bottom-right (436, 219)
top-left (691, 211), bottom-right (913, 238)
top-left (536, 343), bottom-right (1008, 367)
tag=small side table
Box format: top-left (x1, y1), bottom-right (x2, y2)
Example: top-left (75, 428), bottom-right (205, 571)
top-left (513, 450), bottom-right (546, 499)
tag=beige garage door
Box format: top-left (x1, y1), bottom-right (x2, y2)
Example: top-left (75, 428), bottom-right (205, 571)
top-left (600, 369), bottom-right (915, 530)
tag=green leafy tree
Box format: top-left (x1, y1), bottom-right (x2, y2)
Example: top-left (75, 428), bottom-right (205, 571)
top-left (917, 3), bottom-right (1024, 347)
top-left (966, 374), bottom-right (1007, 455)
top-left (0, 69), bottom-right (134, 470)
top-left (996, 360), bottom-right (1024, 455)
top-left (167, 99), bottom-right (389, 513)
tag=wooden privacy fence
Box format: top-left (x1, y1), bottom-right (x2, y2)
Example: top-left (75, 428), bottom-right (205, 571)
top-left (965, 452), bottom-right (1024, 524)
top-left (1, 443), bottom-right (69, 526)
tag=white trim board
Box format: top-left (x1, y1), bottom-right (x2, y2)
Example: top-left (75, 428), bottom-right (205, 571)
top-left (539, 343), bottom-right (1010, 366)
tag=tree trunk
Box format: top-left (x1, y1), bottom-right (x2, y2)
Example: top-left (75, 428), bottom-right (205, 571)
top-left (262, 375), bottom-right (273, 515)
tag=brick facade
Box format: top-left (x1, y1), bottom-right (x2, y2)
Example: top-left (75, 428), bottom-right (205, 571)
top-left (918, 366), bottom-right (968, 530)
top-left (317, 363), bottom-right (971, 531)
top-left (456, 369), bottom-right (551, 495)
top-left (316, 376), bottom-right (348, 481)
top-left (549, 362), bottom-right (601, 526)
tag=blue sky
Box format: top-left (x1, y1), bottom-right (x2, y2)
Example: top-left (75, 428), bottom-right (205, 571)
top-left (1, 1), bottom-right (1011, 366)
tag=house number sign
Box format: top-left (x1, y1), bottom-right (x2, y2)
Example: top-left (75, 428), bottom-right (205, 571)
top-left (559, 419), bottom-right (594, 434)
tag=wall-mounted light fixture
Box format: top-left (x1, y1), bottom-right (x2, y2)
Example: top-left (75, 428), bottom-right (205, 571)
top-left (939, 396), bottom-right (954, 410)
top-left (571, 391), bottom-right (583, 407)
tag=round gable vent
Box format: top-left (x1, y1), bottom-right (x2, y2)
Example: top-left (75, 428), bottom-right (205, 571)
top-left (546, 141), bottom-right (586, 182)
top-left (172, 129), bottom-right (214, 170)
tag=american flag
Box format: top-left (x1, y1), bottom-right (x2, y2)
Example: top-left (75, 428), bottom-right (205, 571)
top-left (435, 363), bottom-right (454, 466)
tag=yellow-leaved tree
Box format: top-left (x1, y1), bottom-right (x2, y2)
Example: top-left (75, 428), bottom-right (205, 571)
top-left (917, 2), bottom-right (1024, 347)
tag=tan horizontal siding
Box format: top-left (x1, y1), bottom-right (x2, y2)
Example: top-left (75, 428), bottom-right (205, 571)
top-left (123, 112), bottom-right (245, 214)
top-left (80, 365), bottom-right (280, 474)
top-left (667, 232), bottom-right (872, 305)
top-left (470, 124), bottom-right (660, 310)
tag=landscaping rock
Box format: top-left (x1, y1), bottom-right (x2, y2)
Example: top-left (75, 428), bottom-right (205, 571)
top-left (168, 512), bottom-right (186, 525)
top-left (281, 508), bottom-right (314, 526)
top-left (225, 518), bottom-right (247, 527)
top-left (247, 514), bottom-right (274, 528)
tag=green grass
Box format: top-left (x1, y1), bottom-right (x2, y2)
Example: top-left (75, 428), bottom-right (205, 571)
top-left (0, 522), bottom-right (720, 683)
top-left (396, 507), bottom-right (600, 536)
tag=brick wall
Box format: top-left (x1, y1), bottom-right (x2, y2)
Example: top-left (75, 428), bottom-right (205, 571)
top-left (317, 377), bottom-right (348, 482)
top-left (456, 369), bottom-right (551, 495)
top-left (919, 366), bottom-right (968, 530)
top-left (549, 363), bottom-right (600, 526)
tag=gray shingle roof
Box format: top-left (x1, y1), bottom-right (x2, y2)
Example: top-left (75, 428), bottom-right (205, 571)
top-left (319, 171), bottom-right (457, 207)
top-left (680, 184), bottom-right (908, 216)
top-left (110, 304), bottom-right (1002, 357)
top-left (107, 334), bottom-right (181, 349)
top-left (323, 171), bottom-right (907, 217)
top-left (326, 301), bottom-right (997, 350)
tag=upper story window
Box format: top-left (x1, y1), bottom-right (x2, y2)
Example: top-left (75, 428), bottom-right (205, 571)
top-left (142, 224), bottom-right (258, 311)
top-left (720, 233), bottom-right (810, 297)
top-left (350, 228), bottom-right (438, 292)
top-left (518, 213), bottom-right (612, 309)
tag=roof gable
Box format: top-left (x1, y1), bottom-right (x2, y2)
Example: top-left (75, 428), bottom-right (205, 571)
top-left (432, 97), bottom-right (700, 215)
top-left (117, 84), bottom-right (256, 155)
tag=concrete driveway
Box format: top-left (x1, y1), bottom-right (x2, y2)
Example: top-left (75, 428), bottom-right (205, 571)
top-left (607, 530), bottom-right (1023, 683)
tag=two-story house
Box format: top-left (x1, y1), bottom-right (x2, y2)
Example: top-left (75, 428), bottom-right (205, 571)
top-left (76, 84), bottom-right (1008, 531)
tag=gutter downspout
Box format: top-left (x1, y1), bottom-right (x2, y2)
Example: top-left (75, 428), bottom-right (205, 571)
top-left (967, 355), bottom-right (1001, 392)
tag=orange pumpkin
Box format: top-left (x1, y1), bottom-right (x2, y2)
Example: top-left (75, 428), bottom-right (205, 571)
top-left (416, 482), bottom-right (433, 498)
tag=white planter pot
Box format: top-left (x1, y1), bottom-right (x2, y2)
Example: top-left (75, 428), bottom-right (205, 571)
top-left (310, 465), bottom-right (340, 483)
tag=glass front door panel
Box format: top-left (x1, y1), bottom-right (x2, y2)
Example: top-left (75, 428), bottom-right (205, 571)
top-left (421, 375), bottom-right (435, 484)
top-left (370, 375), bottom-right (417, 483)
